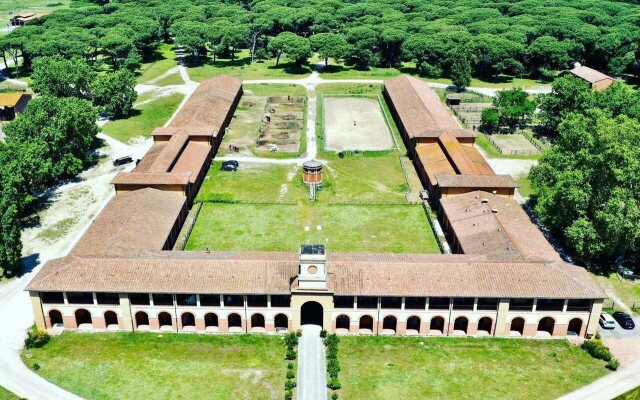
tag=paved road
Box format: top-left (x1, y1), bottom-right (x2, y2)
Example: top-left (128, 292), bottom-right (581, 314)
top-left (297, 325), bottom-right (328, 400)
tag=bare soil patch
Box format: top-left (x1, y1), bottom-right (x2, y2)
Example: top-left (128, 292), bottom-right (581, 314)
top-left (490, 133), bottom-right (540, 154)
top-left (324, 97), bottom-right (392, 151)
top-left (256, 96), bottom-right (305, 153)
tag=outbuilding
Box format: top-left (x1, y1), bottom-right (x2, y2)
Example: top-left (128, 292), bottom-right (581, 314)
top-left (0, 92), bottom-right (31, 121)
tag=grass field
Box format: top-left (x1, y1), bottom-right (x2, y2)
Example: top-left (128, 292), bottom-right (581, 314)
top-left (593, 273), bottom-right (640, 314)
top-left (101, 93), bottom-right (184, 143)
top-left (136, 43), bottom-right (178, 84)
top-left (154, 73), bottom-right (183, 86)
top-left (186, 202), bottom-right (439, 253)
top-left (0, 386), bottom-right (19, 400)
top-left (615, 387), bottom-right (640, 400)
top-left (244, 83), bottom-right (306, 97)
top-left (516, 174), bottom-right (533, 199)
top-left (0, 0), bottom-right (78, 27)
top-left (22, 332), bottom-right (286, 400)
top-left (338, 336), bottom-right (607, 400)
top-left (476, 132), bottom-right (541, 160)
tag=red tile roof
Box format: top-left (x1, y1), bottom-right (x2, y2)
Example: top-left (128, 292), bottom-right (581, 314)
top-left (435, 174), bottom-right (518, 189)
top-left (111, 172), bottom-right (191, 186)
top-left (170, 141), bottom-right (211, 183)
top-left (569, 66), bottom-right (613, 84)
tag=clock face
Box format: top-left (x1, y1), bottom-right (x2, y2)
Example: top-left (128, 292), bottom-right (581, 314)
top-left (307, 265), bottom-right (318, 274)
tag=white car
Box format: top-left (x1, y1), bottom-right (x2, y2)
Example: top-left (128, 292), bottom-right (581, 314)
top-left (599, 312), bottom-right (616, 329)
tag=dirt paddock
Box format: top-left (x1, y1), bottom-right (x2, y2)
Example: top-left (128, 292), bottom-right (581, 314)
top-left (324, 97), bottom-right (393, 151)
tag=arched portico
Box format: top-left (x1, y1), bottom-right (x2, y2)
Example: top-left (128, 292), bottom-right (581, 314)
top-left (301, 301), bottom-right (324, 327)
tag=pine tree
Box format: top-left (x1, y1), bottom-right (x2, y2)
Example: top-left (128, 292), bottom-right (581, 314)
top-left (450, 47), bottom-right (472, 92)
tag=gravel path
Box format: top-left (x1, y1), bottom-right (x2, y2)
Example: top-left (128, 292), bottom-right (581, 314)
top-left (557, 361), bottom-right (640, 400)
top-left (297, 325), bottom-right (328, 400)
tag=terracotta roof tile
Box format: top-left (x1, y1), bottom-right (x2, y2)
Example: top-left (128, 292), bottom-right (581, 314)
top-left (569, 66), bottom-right (613, 84)
top-left (170, 141), bottom-right (211, 183)
top-left (111, 172), bottom-right (191, 186)
top-left (147, 130), bottom-right (190, 173)
top-left (435, 174), bottom-right (518, 189)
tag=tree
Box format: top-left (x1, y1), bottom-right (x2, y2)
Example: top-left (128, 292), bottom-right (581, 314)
top-left (345, 26), bottom-right (379, 69)
top-left (480, 108), bottom-right (499, 133)
top-left (92, 69), bottom-right (138, 118)
top-left (492, 88), bottom-right (535, 131)
top-left (530, 112), bottom-right (640, 265)
top-left (4, 96), bottom-right (98, 185)
top-left (537, 75), bottom-right (591, 133)
top-left (309, 33), bottom-right (348, 66)
top-left (31, 56), bottom-right (95, 99)
top-left (268, 32), bottom-right (311, 67)
top-left (450, 47), bottom-right (472, 91)
top-left (0, 185), bottom-right (22, 276)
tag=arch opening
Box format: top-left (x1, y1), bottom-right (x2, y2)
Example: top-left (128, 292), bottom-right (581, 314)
top-left (301, 301), bottom-right (323, 327)
top-left (251, 313), bottom-right (265, 330)
top-left (538, 317), bottom-right (555, 335)
top-left (382, 315), bottom-right (397, 333)
top-left (49, 310), bottom-right (63, 327)
top-left (181, 312), bottom-right (195, 329)
top-left (74, 309), bottom-right (92, 328)
top-left (478, 317), bottom-right (493, 334)
top-left (204, 313), bottom-right (218, 328)
top-left (135, 311), bottom-right (149, 328)
top-left (359, 315), bottom-right (374, 332)
top-left (510, 317), bottom-right (525, 335)
top-left (228, 313), bottom-right (242, 328)
top-left (158, 312), bottom-right (173, 328)
top-left (453, 317), bottom-right (468, 334)
top-left (568, 318), bottom-right (583, 336)
top-left (104, 311), bottom-right (118, 327)
top-left (430, 316), bottom-right (445, 333)
top-left (336, 315), bottom-right (350, 330)
top-left (274, 314), bottom-right (288, 332)
top-left (407, 316), bottom-right (421, 332)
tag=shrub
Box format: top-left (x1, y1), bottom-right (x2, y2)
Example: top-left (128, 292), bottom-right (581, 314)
top-left (286, 369), bottom-right (295, 379)
top-left (581, 340), bottom-right (612, 362)
top-left (285, 379), bottom-right (296, 390)
top-left (284, 332), bottom-right (298, 348)
top-left (32, 363), bottom-right (41, 371)
top-left (606, 359), bottom-right (619, 371)
top-left (24, 329), bottom-right (50, 349)
top-left (324, 334), bottom-right (340, 347)
top-left (326, 346), bottom-right (338, 359)
top-left (320, 329), bottom-right (328, 338)
top-left (287, 362), bottom-right (294, 370)
top-left (328, 377), bottom-right (342, 390)
top-left (327, 358), bottom-right (340, 376)
top-left (286, 349), bottom-right (297, 360)
top-left (331, 393), bottom-right (339, 400)
top-left (296, 329), bottom-right (302, 337)
top-left (284, 389), bottom-right (293, 400)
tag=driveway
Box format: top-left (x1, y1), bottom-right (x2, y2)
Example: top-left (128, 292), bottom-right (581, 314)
top-left (297, 325), bottom-right (328, 400)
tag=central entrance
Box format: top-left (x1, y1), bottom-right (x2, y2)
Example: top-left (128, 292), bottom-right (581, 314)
top-left (301, 301), bottom-right (323, 327)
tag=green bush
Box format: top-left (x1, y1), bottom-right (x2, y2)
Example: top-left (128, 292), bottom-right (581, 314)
top-left (328, 377), bottom-right (342, 390)
top-left (331, 393), bottom-right (339, 400)
top-left (296, 329), bottom-right (302, 337)
top-left (284, 389), bottom-right (293, 400)
top-left (581, 339), bottom-right (612, 362)
top-left (284, 332), bottom-right (298, 348)
top-left (286, 349), bottom-right (297, 360)
top-left (287, 362), bottom-right (294, 370)
top-left (324, 334), bottom-right (340, 347)
top-left (327, 358), bottom-right (340, 377)
top-left (24, 329), bottom-right (50, 349)
top-left (32, 363), bottom-right (41, 371)
top-left (606, 358), bottom-right (619, 371)
top-left (286, 369), bottom-right (295, 379)
top-left (285, 379), bottom-right (296, 390)
top-left (326, 346), bottom-right (338, 359)
top-left (320, 329), bottom-right (328, 338)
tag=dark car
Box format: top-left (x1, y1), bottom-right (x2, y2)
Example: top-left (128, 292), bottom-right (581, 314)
top-left (220, 161), bottom-right (238, 172)
top-left (612, 311), bottom-right (636, 330)
top-left (113, 156), bottom-right (133, 166)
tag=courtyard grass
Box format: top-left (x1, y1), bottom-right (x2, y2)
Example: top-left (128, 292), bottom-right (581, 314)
top-left (615, 387), bottom-right (640, 400)
top-left (0, 386), bottom-right (19, 400)
top-left (338, 336), bottom-right (607, 400)
top-left (136, 43), bottom-right (178, 84)
top-left (593, 273), bottom-right (640, 314)
top-left (516, 174), bottom-right (533, 199)
top-left (101, 93), bottom-right (184, 143)
top-left (22, 332), bottom-right (287, 400)
top-left (315, 83), bottom-right (383, 96)
top-left (186, 202), bottom-right (439, 253)
top-left (154, 72), bottom-right (183, 86)
top-left (244, 83), bottom-right (306, 97)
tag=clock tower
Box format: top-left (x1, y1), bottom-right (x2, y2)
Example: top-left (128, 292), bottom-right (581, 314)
top-left (298, 244), bottom-right (327, 290)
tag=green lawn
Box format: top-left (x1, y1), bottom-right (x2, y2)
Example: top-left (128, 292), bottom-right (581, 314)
top-left (0, 0), bottom-right (78, 27)
top-left (615, 387), bottom-right (640, 400)
top-left (338, 336), bottom-right (607, 400)
top-left (475, 132), bottom-right (542, 160)
top-left (316, 83), bottom-right (383, 96)
top-left (0, 386), bottom-right (20, 400)
top-left (244, 83), bottom-right (306, 97)
top-left (154, 73), bottom-right (183, 86)
top-left (186, 202), bottom-right (439, 253)
top-left (136, 43), bottom-right (178, 84)
top-left (22, 332), bottom-right (286, 400)
top-left (101, 93), bottom-right (184, 143)
top-left (516, 174), bottom-right (533, 199)
top-left (593, 273), bottom-right (640, 314)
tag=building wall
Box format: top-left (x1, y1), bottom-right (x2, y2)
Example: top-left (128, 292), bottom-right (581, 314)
top-left (114, 184), bottom-right (187, 196)
top-left (440, 187), bottom-right (515, 199)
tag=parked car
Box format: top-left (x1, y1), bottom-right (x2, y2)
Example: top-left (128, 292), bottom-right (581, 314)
top-left (613, 312), bottom-right (636, 330)
top-left (599, 312), bottom-right (616, 329)
top-left (220, 160), bottom-right (238, 172)
top-left (113, 156), bottom-right (133, 166)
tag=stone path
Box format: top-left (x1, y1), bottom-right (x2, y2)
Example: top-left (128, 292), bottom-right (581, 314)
top-left (297, 325), bottom-right (328, 400)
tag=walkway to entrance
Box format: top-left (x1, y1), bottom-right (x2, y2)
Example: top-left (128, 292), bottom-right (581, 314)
top-left (301, 301), bottom-right (323, 327)
top-left (297, 324), bottom-right (328, 400)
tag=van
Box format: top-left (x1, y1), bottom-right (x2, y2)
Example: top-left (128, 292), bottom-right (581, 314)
top-left (599, 313), bottom-right (615, 329)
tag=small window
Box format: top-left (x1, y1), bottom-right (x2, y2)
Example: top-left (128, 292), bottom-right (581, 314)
top-left (357, 296), bottom-right (378, 309)
top-left (224, 295), bottom-right (244, 307)
top-left (199, 294), bottom-right (220, 307)
top-left (477, 298), bottom-right (499, 311)
top-left (429, 297), bottom-right (450, 310)
top-left (40, 292), bottom-right (64, 304)
top-left (509, 298), bottom-right (534, 312)
top-left (452, 297), bottom-right (474, 310)
top-left (153, 294), bottom-right (174, 306)
top-left (405, 297), bottom-right (426, 310)
top-left (66, 292), bottom-right (93, 305)
top-left (381, 297), bottom-right (402, 309)
top-left (96, 293), bottom-right (120, 306)
top-left (129, 293), bottom-right (150, 306)
top-left (334, 296), bottom-right (354, 309)
top-left (176, 294), bottom-right (197, 306)
top-left (247, 295), bottom-right (267, 307)
top-left (271, 295), bottom-right (291, 308)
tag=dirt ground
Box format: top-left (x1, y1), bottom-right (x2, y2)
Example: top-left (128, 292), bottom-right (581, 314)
top-left (256, 96), bottom-right (305, 153)
top-left (219, 95), bottom-right (268, 157)
top-left (491, 133), bottom-right (540, 154)
top-left (324, 97), bottom-right (392, 152)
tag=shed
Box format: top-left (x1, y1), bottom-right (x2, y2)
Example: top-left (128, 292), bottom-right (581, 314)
top-left (0, 93), bottom-right (31, 121)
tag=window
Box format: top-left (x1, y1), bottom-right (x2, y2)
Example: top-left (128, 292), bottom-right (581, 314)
top-left (453, 298), bottom-right (474, 310)
top-left (199, 294), bottom-right (220, 307)
top-left (66, 292), bottom-right (93, 305)
top-left (509, 298), bottom-right (534, 312)
top-left (129, 293), bottom-right (150, 306)
top-left (405, 297), bottom-right (426, 310)
top-left (357, 296), bottom-right (378, 309)
top-left (247, 295), bottom-right (267, 307)
top-left (153, 294), bottom-right (174, 306)
top-left (567, 299), bottom-right (592, 312)
top-left (271, 295), bottom-right (291, 308)
top-left (477, 298), bottom-right (499, 311)
top-left (334, 296), bottom-right (354, 309)
top-left (381, 297), bottom-right (402, 309)
top-left (536, 299), bottom-right (564, 311)
top-left (429, 297), bottom-right (450, 310)
top-left (176, 294), bottom-right (197, 306)
top-left (96, 293), bottom-right (120, 306)
top-left (224, 295), bottom-right (244, 307)
top-left (40, 292), bottom-right (64, 304)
